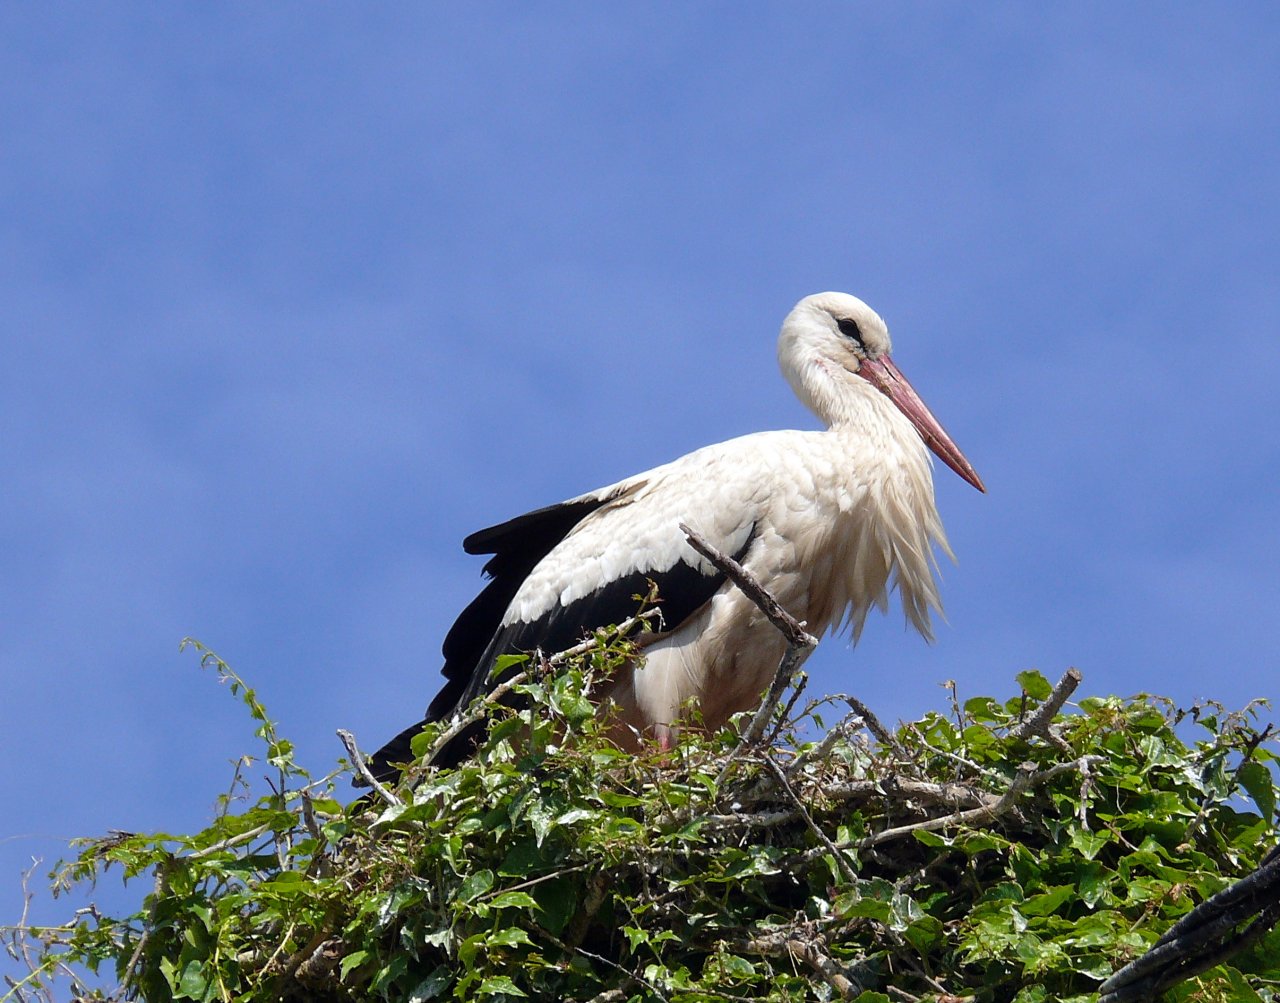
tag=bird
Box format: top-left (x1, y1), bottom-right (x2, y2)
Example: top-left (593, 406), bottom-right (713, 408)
top-left (366, 292), bottom-right (984, 781)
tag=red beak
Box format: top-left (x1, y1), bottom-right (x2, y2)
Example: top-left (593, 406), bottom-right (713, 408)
top-left (857, 355), bottom-right (986, 493)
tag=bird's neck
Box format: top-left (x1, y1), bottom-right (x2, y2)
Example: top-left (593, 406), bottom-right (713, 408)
top-left (801, 363), bottom-right (937, 486)
top-left (790, 357), bottom-right (897, 432)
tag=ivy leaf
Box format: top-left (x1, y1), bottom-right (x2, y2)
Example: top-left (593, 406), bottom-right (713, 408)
top-left (488, 927), bottom-right (533, 948)
top-left (457, 869), bottom-right (496, 903)
top-left (478, 974), bottom-right (528, 996)
top-left (1016, 670), bottom-right (1053, 701)
top-left (488, 891), bottom-right (539, 911)
top-left (339, 949), bottom-right (369, 980)
top-left (175, 960), bottom-right (208, 999)
top-left (1237, 761), bottom-right (1276, 821)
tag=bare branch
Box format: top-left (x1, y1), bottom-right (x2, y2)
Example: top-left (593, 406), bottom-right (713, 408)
top-left (679, 522), bottom-right (816, 649)
top-left (1010, 667), bottom-right (1082, 747)
top-left (677, 523), bottom-right (819, 786)
top-left (785, 707), bottom-right (866, 779)
top-left (739, 642), bottom-right (818, 749)
top-left (739, 927), bottom-right (861, 999)
top-left (854, 761), bottom-right (1038, 850)
top-left (337, 729), bottom-right (402, 807)
top-left (843, 695), bottom-right (898, 750)
top-left (783, 756), bottom-right (1103, 868)
top-left (763, 755), bottom-right (858, 883)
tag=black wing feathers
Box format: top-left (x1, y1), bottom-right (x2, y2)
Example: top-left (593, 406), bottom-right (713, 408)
top-left (365, 492), bottom-right (622, 781)
top-left (365, 482), bottom-right (756, 781)
top-left (430, 493), bottom-right (622, 719)
top-left (447, 525), bottom-right (757, 735)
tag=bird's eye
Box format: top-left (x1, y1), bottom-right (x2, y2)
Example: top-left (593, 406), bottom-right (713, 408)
top-left (836, 317), bottom-right (863, 344)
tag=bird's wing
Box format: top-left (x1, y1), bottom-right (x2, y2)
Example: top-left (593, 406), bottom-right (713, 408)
top-left (440, 441), bottom-right (767, 718)
top-left (429, 482), bottom-right (643, 720)
top-left (365, 433), bottom-right (790, 780)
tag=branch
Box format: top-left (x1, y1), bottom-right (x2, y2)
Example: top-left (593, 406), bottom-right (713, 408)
top-left (1099, 848), bottom-right (1280, 1002)
top-left (738, 927), bottom-right (861, 999)
top-left (843, 695), bottom-right (900, 752)
top-left (786, 707), bottom-right (866, 779)
top-left (763, 755), bottom-right (858, 883)
top-left (337, 729), bottom-right (402, 807)
top-left (1010, 667), bottom-right (1081, 748)
top-left (678, 522), bottom-right (818, 759)
top-left (679, 523), bottom-right (814, 649)
top-left (854, 761), bottom-right (1038, 850)
top-left (783, 755), bottom-right (1102, 867)
top-left (699, 777), bottom-right (995, 833)
top-left (409, 607), bottom-right (667, 781)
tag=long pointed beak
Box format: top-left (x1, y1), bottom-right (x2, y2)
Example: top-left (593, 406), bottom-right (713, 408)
top-left (857, 355), bottom-right (986, 493)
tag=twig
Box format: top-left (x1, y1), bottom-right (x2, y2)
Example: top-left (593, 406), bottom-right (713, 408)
top-left (1009, 667), bottom-right (1081, 748)
top-left (699, 776), bottom-right (995, 834)
top-left (844, 696), bottom-right (898, 751)
top-left (543, 933), bottom-right (670, 1003)
top-left (739, 642), bottom-right (818, 749)
top-left (679, 523), bottom-right (815, 649)
top-left (738, 927), bottom-right (861, 999)
top-left (351, 608), bottom-right (662, 787)
top-left (545, 608), bottom-right (663, 667)
top-left (122, 859), bottom-right (173, 998)
top-left (417, 669), bottom-right (531, 768)
top-left (337, 729), bottom-right (402, 807)
top-left (853, 762), bottom-right (1038, 850)
top-left (480, 863), bottom-right (592, 899)
top-left (678, 523), bottom-right (817, 786)
top-left (783, 756), bottom-right (1103, 868)
top-left (901, 721), bottom-right (1006, 783)
top-left (187, 822), bottom-right (273, 860)
top-left (763, 755), bottom-right (858, 883)
top-left (785, 708), bottom-right (865, 779)
top-left (424, 608), bottom-right (663, 776)
top-left (765, 670), bottom-right (811, 746)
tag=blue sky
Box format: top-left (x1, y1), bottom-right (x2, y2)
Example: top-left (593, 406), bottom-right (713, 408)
top-left (3, 5), bottom-right (1279, 966)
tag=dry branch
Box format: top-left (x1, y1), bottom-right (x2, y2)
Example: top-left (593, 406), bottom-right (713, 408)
top-left (1010, 667), bottom-right (1081, 748)
top-left (738, 926), bottom-right (863, 1000)
top-left (677, 522), bottom-right (818, 764)
top-left (337, 729), bottom-right (401, 807)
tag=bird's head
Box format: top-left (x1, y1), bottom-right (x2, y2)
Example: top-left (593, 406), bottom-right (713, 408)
top-left (779, 292), bottom-right (986, 493)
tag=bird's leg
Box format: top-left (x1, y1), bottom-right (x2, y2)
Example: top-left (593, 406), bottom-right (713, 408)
top-left (653, 723), bottom-right (677, 753)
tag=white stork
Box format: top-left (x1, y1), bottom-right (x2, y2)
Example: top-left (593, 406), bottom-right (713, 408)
top-left (369, 292), bottom-right (984, 779)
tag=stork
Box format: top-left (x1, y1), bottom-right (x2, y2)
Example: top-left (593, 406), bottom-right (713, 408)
top-left (368, 292), bottom-right (984, 780)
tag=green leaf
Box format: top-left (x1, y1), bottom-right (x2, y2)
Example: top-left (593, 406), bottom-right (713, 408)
top-left (339, 949), bottom-right (370, 980)
top-left (532, 877), bottom-right (576, 936)
top-left (478, 974), bottom-right (528, 996)
top-left (408, 968), bottom-right (452, 1002)
top-left (370, 954), bottom-right (409, 994)
top-left (175, 960), bottom-right (207, 999)
top-left (720, 953), bottom-right (756, 978)
top-left (488, 926), bottom-right (533, 948)
top-left (1016, 670), bottom-right (1053, 701)
top-left (1021, 885), bottom-right (1076, 917)
top-left (1069, 827), bottom-right (1111, 861)
top-left (457, 869), bottom-right (496, 903)
top-left (488, 891), bottom-right (539, 911)
top-left (1237, 761), bottom-right (1276, 821)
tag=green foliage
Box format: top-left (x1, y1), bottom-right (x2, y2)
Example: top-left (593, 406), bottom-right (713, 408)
top-left (5, 644), bottom-right (1279, 1003)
